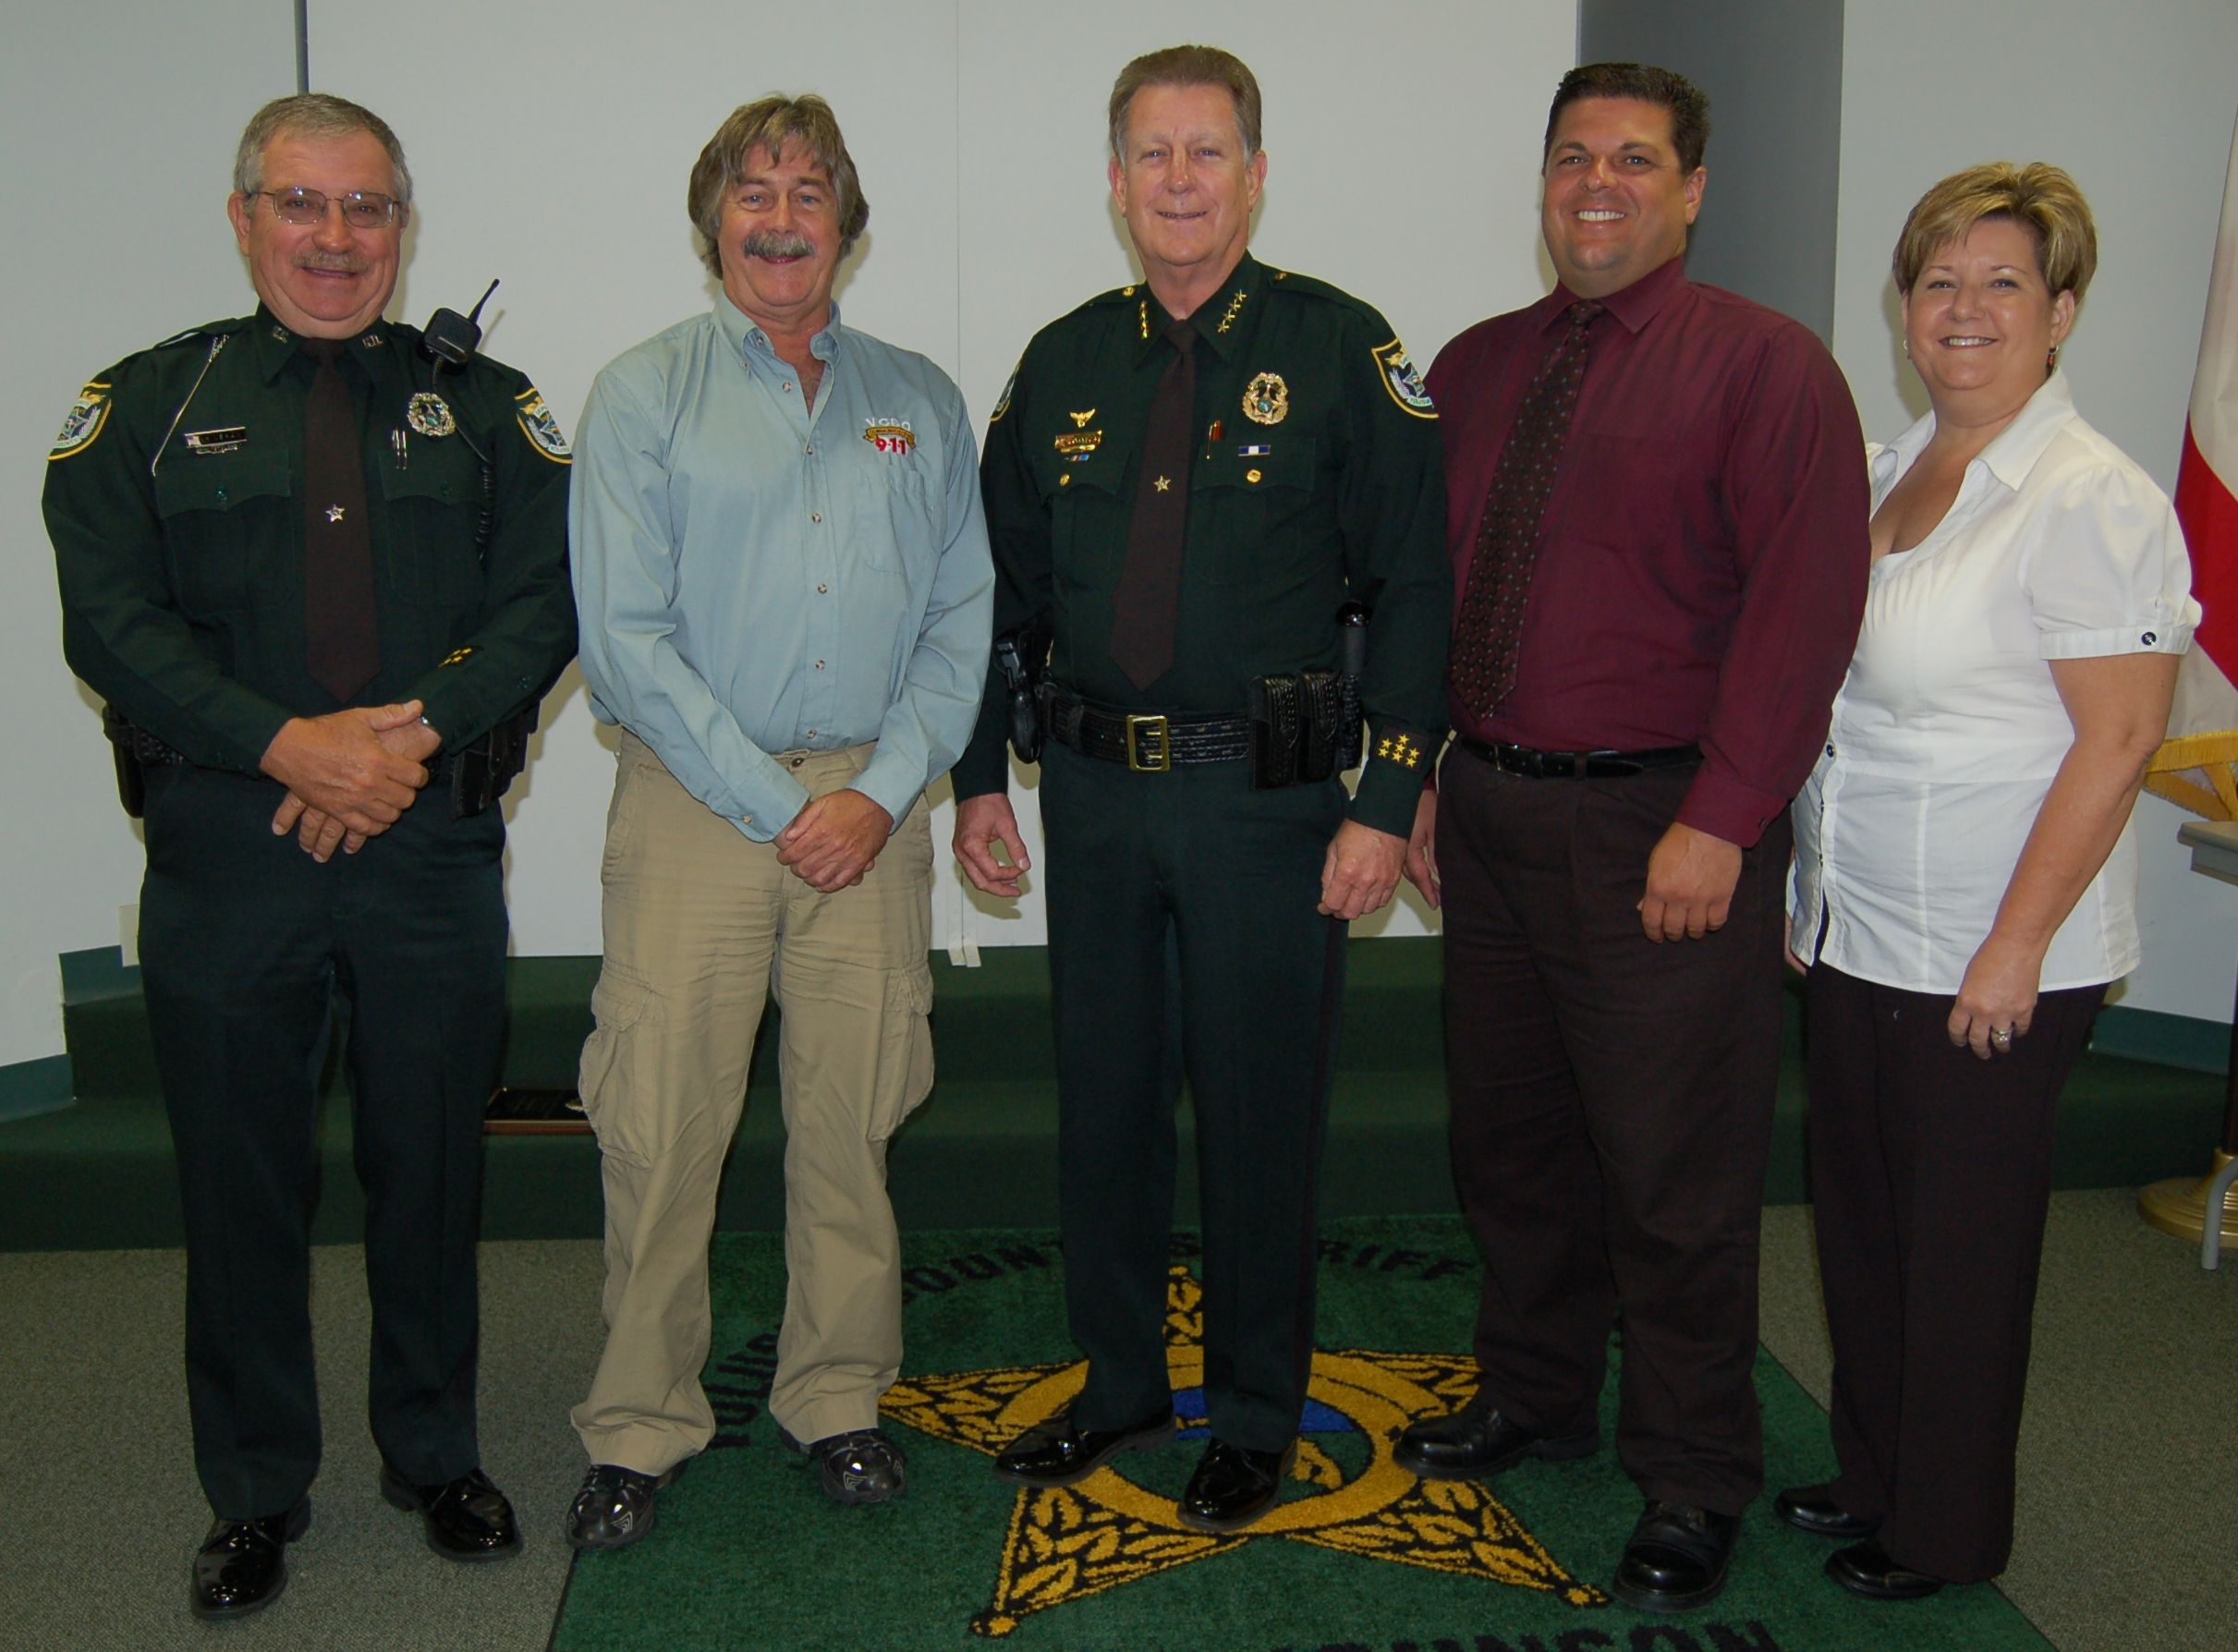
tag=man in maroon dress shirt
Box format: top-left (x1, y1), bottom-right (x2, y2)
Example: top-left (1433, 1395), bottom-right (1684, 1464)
top-left (1392, 63), bottom-right (1868, 1613)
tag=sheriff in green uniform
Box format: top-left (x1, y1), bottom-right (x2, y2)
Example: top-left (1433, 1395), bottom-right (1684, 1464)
top-left (952, 45), bottom-right (1449, 1533)
top-left (43, 94), bottom-right (574, 1622)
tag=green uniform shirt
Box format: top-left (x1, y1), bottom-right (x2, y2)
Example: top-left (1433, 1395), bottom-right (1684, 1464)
top-left (45, 309), bottom-right (576, 774)
top-left (955, 253), bottom-right (1450, 834)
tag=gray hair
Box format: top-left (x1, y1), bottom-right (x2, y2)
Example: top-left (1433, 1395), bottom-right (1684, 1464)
top-left (233, 93), bottom-right (413, 208)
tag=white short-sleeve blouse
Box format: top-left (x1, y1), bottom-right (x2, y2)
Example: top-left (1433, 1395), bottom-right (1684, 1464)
top-left (1789, 371), bottom-right (2197, 993)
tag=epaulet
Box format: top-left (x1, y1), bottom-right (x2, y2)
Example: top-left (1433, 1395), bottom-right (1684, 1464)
top-left (1086, 282), bottom-right (1145, 309)
top-left (1258, 267), bottom-right (1373, 315)
top-left (152, 317), bottom-right (247, 350)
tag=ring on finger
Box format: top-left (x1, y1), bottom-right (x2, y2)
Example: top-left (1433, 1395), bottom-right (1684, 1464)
top-left (1989, 1026), bottom-right (2013, 1049)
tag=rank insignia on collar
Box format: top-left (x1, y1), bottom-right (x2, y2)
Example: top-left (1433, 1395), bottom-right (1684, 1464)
top-left (1242, 372), bottom-right (1289, 426)
top-left (47, 382), bottom-right (112, 460)
top-left (406, 393), bottom-right (456, 437)
top-left (1215, 288), bottom-right (1248, 334)
top-left (1371, 338), bottom-right (1437, 419)
top-left (184, 426), bottom-right (249, 456)
top-left (514, 387), bottom-right (572, 463)
top-left (1053, 429), bottom-right (1102, 460)
top-left (1069, 408), bottom-right (1096, 429)
top-left (864, 418), bottom-right (917, 456)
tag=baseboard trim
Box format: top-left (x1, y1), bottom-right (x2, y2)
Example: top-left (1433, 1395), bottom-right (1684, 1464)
top-left (0, 1056), bottom-right (74, 1124)
top-left (2094, 1005), bottom-right (2231, 1075)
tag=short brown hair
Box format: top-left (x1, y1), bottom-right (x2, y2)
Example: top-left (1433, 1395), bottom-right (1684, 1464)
top-left (1108, 44), bottom-right (1262, 163)
top-left (233, 92), bottom-right (412, 208)
top-left (1891, 161), bottom-right (2098, 299)
top-left (687, 94), bottom-right (869, 275)
top-left (1543, 63), bottom-right (1710, 176)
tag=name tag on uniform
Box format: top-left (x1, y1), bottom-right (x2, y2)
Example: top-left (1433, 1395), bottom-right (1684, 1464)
top-left (184, 427), bottom-right (249, 456)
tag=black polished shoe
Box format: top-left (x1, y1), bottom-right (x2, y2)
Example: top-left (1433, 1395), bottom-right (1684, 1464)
top-left (992, 1405), bottom-right (1174, 1488)
top-left (379, 1464), bottom-right (521, 1561)
top-left (1393, 1391), bottom-right (1599, 1481)
top-left (1610, 1500), bottom-right (1740, 1613)
top-left (1176, 1439), bottom-right (1294, 1534)
top-left (190, 1498), bottom-right (310, 1621)
top-left (1826, 1539), bottom-right (1946, 1600)
top-left (780, 1426), bottom-right (907, 1506)
top-left (566, 1460), bottom-right (687, 1552)
top-left (1775, 1482), bottom-right (1880, 1540)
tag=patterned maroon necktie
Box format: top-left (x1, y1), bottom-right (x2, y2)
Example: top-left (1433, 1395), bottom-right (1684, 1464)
top-left (1109, 318), bottom-right (1198, 689)
top-left (301, 337), bottom-right (379, 702)
top-left (1449, 299), bottom-right (1605, 717)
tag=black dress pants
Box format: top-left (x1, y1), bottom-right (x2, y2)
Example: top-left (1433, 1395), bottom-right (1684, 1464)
top-left (1039, 742), bottom-right (1347, 1453)
top-left (1438, 748), bottom-right (1789, 1513)
top-left (1805, 963), bottom-right (2101, 1580)
top-left (138, 764), bottom-right (505, 1521)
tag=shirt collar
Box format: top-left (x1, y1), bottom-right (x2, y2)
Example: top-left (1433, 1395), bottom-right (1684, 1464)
top-left (1538, 253), bottom-right (1686, 339)
top-left (714, 291), bottom-right (843, 369)
top-left (1875, 369), bottom-right (2077, 493)
top-left (247, 306), bottom-right (395, 383)
top-left (1135, 251), bottom-right (1265, 365)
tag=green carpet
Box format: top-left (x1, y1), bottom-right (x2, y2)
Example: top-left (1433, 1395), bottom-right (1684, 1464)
top-left (553, 1216), bottom-right (2049, 1652)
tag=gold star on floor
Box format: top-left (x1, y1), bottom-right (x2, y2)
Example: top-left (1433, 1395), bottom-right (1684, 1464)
top-left (881, 1266), bottom-right (1604, 1638)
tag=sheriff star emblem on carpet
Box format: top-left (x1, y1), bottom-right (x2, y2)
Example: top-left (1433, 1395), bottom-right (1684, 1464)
top-left (880, 1265), bottom-right (1604, 1637)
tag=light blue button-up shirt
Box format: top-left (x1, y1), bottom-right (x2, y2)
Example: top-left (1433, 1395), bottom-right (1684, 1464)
top-left (571, 297), bottom-right (993, 839)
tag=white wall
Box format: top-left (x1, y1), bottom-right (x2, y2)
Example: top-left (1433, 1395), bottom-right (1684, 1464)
top-left (1834, 0), bottom-right (2238, 1021)
top-left (3, 2), bottom-right (1574, 1067)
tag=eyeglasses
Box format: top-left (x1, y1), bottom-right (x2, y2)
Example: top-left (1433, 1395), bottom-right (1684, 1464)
top-left (257, 188), bottom-right (401, 229)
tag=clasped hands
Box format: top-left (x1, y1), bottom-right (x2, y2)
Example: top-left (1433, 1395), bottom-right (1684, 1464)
top-left (260, 701), bottom-right (441, 863)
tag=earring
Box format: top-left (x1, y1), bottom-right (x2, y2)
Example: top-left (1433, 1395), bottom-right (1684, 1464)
top-left (1902, 339), bottom-right (1911, 358)
top-left (2047, 345), bottom-right (2060, 369)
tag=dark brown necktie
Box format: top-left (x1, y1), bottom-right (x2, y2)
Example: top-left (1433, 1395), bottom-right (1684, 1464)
top-left (1449, 299), bottom-right (1606, 717)
top-left (1109, 317), bottom-right (1198, 689)
top-left (301, 337), bottom-right (379, 702)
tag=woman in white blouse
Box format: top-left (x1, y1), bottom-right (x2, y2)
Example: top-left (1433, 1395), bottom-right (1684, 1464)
top-left (1780, 163), bottom-right (2195, 1601)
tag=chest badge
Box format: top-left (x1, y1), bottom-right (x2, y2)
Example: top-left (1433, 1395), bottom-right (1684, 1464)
top-left (1053, 429), bottom-right (1103, 462)
top-left (1242, 372), bottom-right (1289, 426)
top-left (1069, 409), bottom-right (1096, 428)
top-left (864, 418), bottom-right (917, 456)
top-left (406, 393), bottom-right (456, 437)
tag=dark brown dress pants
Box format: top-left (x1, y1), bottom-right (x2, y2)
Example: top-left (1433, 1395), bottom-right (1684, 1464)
top-left (1438, 748), bottom-right (1790, 1514)
top-left (1804, 963), bottom-right (2102, 1580)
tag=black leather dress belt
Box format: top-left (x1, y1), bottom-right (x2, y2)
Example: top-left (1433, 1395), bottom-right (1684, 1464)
top-left (1043, 686), bottom-right (1252, 771)
top-left (1458, 736), bottom-right (1701, 779)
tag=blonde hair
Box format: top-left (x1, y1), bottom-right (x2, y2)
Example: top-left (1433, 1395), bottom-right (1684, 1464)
top-left (1891, 161), bottom-right (2097, 299)
top-left (687, 94), bottom-right (869, 275)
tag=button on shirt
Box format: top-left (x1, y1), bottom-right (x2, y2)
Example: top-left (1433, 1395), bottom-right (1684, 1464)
top-left (1790, 372), bottom-right (2197, 991)
top-left (571, 298), bottom-right (994, 839)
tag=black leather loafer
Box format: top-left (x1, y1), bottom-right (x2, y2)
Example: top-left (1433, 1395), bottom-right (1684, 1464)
top-left (1826, 1539), bottom-right (1946, 1600)
top-left (780, 1426), bottom-right (907, 1506)
top-left (1775, 1482), bottom-right (1880, 1540)
top-left (566, 1460), bottom-right (687, 1552)
top-left (191, 1497), bottom-right (310, 1621)
top-left (1176, 1439), bottom-right (1294, 1533)
top-left (993, 1405), bottom-right (1174, 1488)
top-left (1611, 1500), bottom-right (1740, 1612)
top-left (379, 1464), bottom-right (521, 1561)
top-left (1393, 1393), bottom-right (1599, 1480)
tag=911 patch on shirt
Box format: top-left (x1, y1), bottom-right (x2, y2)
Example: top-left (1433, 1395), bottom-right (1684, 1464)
top-left (48, 381), bottom-right (112, 459)
top-left (1372, 339), bottom-right (1436, 419)
top-left (863, 418), bottom-right (917, 456)
top-left (514, 387), bottom-right (572, 463)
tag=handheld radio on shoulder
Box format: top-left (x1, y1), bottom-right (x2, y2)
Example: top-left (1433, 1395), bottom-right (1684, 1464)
top-left (422, 278), bottom-right (500, 369)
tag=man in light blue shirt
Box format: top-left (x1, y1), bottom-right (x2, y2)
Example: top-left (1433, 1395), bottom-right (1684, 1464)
top-left (564, 94), bottom-right (992, 1549)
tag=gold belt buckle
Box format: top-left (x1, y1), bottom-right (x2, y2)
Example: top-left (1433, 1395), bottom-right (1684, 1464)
top-left (1125, 713), bottom-right (1172, 772)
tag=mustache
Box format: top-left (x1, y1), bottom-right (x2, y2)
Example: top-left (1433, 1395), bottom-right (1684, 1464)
top-left (294, 253), bottom-right (367, 273)
top-left (738, 229), bottom-right (815, 260)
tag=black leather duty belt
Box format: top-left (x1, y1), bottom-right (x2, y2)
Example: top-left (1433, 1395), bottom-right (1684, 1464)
top-left (1043, 686), bottom-right (1252, 772)
top-left (1457, 736), bottom-right (1701, 779)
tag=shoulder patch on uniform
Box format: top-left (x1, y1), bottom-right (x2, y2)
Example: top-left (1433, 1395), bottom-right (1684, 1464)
top-left (514, 386), bottom-right (572, 463)
top-left (989, 361), bottom-right (1019, 424)
top-left (1371, 338), bottom-right (1437, 419)
top-left (48, 381), bottom-right (113, 460)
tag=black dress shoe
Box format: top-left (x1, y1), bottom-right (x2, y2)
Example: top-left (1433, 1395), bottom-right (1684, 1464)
top-left (1826, 1539), bottom-right (1946, 1600)
top-left (993, 1405), bottom-right (1174, 1488)
top-left (1611, 1500), bottom-right (1740, 1613)
top-left (566, 1460), bottom-right (687, 1552)
top-left (191, 1498), bottom-right (310, 1621)
top-left (1775, 1482), bottom-right (1880, 1539)
top-left (1176, 1439), bottom-right (1294, 1533)
top-left (379, 1464), bottom-right (521, 1561)
top-left (1393, 1392), bottom-right (1599, 1481)
top-left (780, 1426), bottom-right (908, 1506)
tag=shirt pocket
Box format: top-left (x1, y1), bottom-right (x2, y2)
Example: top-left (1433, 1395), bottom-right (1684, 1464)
top-left (153, 447), bottom-right (293, 613)
top-left (379, 438), bottom-right (485, 604)
top-left (1040, 446), bottom-right (1126, 600)
top-left (1193, 435), bottom-right (1320, 589)
top-left (847, 458), bottom-right (939, 584)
